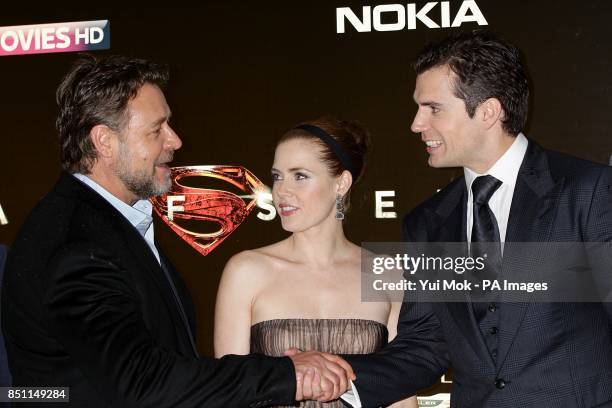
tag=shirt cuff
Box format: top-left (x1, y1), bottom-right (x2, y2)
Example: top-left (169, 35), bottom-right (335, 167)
top-left (340, 380), bottom-right (362, 408)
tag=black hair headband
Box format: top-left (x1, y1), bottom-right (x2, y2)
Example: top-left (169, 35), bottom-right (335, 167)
top-left (295, 124), bottom-right (357, 180)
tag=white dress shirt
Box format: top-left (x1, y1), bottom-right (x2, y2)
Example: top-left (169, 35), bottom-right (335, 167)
top-left (464, 133), bottom-right (528, 248)
top-left (342, 134), bottom-right (529, 408)
top-left (72, 173), bottom-right (160, 264)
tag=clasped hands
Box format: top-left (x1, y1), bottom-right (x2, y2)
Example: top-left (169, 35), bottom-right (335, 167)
top-left (285, 348), bottom-right (356, 402)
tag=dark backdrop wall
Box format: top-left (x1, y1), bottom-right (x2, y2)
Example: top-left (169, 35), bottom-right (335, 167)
top-left (1, 1), bottom-right (611, 395)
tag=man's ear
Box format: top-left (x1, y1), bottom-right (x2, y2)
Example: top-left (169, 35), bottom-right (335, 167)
top-left (337, 170), bottom-right (353, 196)
top-left (90, 124), bottom-right (117, 160)
top-left (479, 98), bottom-right (504, 130)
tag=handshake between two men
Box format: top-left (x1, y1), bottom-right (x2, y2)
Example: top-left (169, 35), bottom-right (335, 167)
top-left (286, 349), bottom-right (356, 402)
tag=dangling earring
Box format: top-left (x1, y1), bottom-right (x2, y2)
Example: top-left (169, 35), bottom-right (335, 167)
top-left (335, 194), bottom-right (344, 220)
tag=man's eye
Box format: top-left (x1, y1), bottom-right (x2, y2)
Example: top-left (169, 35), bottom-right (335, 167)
top-left (431, 106), bottom-right (440, 114)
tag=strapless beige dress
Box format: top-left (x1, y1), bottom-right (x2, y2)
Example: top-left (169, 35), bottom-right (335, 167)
top-left (250, 319), bottom-right (388, 408)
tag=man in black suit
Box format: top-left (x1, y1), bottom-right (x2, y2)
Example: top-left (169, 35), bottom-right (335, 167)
top-left (343, 31), bottom-right (612, 407)
top-left (1, 55), bottom-right (352, 407)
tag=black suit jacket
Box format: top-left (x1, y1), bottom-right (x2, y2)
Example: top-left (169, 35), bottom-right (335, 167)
top-left (1, 172), bottom-right (296, 407)
top-left (347, 141), bottom-right (612, 407)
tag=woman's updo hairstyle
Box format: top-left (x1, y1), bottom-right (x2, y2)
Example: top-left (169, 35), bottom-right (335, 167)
top-left (277, 115), bottom-right (371, 212)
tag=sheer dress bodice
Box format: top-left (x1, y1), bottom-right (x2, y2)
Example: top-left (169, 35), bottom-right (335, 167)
top-left (250, 319), bottom-right (388, 408)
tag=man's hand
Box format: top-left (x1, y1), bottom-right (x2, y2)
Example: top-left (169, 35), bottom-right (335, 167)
top-left (285, 348), bottom-right (356, 402)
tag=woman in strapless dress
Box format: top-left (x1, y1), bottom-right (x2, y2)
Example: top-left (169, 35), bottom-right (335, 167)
top-left (214, 116), bottom-right (417, 407)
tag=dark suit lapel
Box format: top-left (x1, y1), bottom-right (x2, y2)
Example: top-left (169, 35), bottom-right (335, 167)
top-left (504, 141), bottom-right (559, 243)
top-left (496, 140), bottom-right (562, 369)
top-left (434, 185), bottom-right (466, 243)
top-left (157, 248), bottom-right (199, 355)
top-left (157, 249), bottom-right (196, 334)
top-left (431, 181), bottom-right (495, 364)
top-left (116, 217), bottom-right (198, 357)
top-left (61, 173), bottom-right (197, 357)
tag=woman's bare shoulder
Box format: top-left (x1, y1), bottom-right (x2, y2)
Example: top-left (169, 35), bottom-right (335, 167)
top-left (222, 240), bottom-right (292, 280)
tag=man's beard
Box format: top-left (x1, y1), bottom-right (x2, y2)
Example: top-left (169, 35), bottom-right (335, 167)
top-left (115, 143), bottom-right (172, 200)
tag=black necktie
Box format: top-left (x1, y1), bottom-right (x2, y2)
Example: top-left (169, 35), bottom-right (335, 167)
top-left (470, 175), bottom-right (502, 320)
top-left (471, 175), bottom-right (502, 245)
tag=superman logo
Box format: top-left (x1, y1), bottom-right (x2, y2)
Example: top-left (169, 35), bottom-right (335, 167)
top-left (150, 165), bottom-right (273, 256)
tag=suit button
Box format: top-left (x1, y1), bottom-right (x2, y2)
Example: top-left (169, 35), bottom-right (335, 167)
top-left (495, 378), bottom-right (506, 389)
top-left (488, 303), bottom-right (497, 312)
top-left (490, 326), bottom-right (498, 334)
